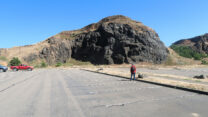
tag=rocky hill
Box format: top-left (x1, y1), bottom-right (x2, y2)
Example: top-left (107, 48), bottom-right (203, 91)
top-left (0, 15), bottom-right (169, 65)
top-left (172, 33), bottom-right (208, 54)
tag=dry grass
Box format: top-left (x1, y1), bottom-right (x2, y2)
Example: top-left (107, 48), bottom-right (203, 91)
top-left (140, 71), bottom-right (208, 83)
top-left (163, 48), bottom-right (200, 66)
top-left (52, 30), bottom-right (83, 40)
top-left (0, 41), bottom-right (49, 63)
top-left (145, 77), bottom-right (208, 92)
top-left (0, 56), bottom-right (8, 66)
top-left (0, 61), bottom-right (7, 66)
top-left (84, 68), bottom-right (208, 92)
top-left (61, 59), bottom-right (93, 68)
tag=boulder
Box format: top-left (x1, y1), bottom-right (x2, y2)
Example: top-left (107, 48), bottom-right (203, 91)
top-left (138, 73), bottom-right (145, 78)
top-left (193, 75), bottom-right (207, 79)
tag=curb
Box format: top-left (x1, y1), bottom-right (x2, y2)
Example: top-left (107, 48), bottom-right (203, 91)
top-left (81, 69), bottom-right (208, 96)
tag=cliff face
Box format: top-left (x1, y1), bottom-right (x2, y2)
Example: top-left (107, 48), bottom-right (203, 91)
top-left (71, 22), bottom-right (168, 64)
top-left (1, 15), bottom-right (169, 65)
top-left (172, 33), bottom-right (208, 54)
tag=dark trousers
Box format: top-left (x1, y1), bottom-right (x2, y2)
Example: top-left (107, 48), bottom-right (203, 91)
top-left (130, 73), bottom-right (135, 80)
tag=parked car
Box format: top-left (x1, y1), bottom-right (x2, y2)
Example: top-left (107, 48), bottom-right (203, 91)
top-left (10, 64), bottom-right (33, 71)
top-left (0, 65), bottom-right (8, 72)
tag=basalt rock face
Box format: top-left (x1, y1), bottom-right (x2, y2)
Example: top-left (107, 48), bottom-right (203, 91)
top-left (173, 33), bottom-right (208, 54)
top-left (23, 38), bottom-right (72, 64)
top-left (72, 22), bottom-right (168, 64)
top-left (39, 38), bottom-right (72, 64)
top-left (23, 15), bottom-right (169, 64)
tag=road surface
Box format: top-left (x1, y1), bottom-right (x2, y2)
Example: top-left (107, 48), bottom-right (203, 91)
top-left (0, 69), bottom-right (207, 117)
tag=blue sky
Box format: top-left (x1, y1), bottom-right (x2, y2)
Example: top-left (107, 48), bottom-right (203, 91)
top-left (0, 0), bottom-right (208, 48)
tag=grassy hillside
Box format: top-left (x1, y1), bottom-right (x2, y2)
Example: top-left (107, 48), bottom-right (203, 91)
top-left (170, 45), bottom-right (207, 60)
top-left (163, 48), bottom-right (200, 66)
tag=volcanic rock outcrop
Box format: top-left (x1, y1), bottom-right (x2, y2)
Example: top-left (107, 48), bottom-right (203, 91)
top-left (2, 15), bottom-right (169, 65)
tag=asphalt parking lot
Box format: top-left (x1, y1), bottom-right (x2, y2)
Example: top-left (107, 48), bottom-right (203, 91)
top-left (0, 69), bottom-right (207, 117)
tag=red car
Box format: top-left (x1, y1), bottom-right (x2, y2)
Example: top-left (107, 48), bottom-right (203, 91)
top-left (10, 64), bottom-right (33, 71)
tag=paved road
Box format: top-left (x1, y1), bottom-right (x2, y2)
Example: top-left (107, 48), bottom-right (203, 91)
top-left (0, 69), bottom-right (207, 117)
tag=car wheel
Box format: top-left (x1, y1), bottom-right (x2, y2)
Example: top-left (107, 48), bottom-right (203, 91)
top-left (28, 68), bottom-right (32, 71)
top-left (3, 70), bottom-right (7, 72)
top-left (13, 68), bottom-right (18, 71)
top-left (0, 69), bottom-right (3, 73)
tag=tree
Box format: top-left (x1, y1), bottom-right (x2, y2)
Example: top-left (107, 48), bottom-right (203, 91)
top-left (9, 57), bottom-right (21, 66)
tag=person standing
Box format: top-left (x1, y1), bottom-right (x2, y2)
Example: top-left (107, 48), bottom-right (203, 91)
top-left (130, 64), bottom-right (136, 81)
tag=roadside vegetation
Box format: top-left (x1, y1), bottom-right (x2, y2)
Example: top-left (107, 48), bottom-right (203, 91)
top-left (33, 61), bottom-right (48, 68)
top-left (40, 62), bottom-right (47, 68)
top-left (62, 58), bottom-right (93, 67)
top-left (9, 57), bottom-right (21, 66)
top-left (201, 60), bottom-right (208, 65)
top-left (31, 58), bottom-right (92, 68)
top-left (55, 62), bottom-right (62, 67)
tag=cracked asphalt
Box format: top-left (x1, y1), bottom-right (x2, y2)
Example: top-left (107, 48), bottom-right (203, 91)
top-left (0, 69), bottom-right (207, 117)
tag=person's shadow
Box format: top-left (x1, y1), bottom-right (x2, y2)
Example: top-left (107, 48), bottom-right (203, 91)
top-left (118, 79), bottom-right (130, 81)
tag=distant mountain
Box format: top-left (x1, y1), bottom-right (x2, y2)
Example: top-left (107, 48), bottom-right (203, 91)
top-left (172, 33), bottom-right (208, 54)
top-left (0, 15), bottom-right (169, 65)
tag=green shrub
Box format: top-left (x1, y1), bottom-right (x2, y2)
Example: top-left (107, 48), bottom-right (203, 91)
top-left (40, 62), bottom-right (47, 68)
top-left (33, 61), bottom-right (48, 68)
top-left (171, 45), bottom-right (207, 60)
top-left (34, 64), bottom-right (40, 68)
top-left (55, 62), bottom-right (62, 67)
top-left (201, 60), bottom-right (208, 65)
top-left (9, 57), bottom-right (21, 66)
